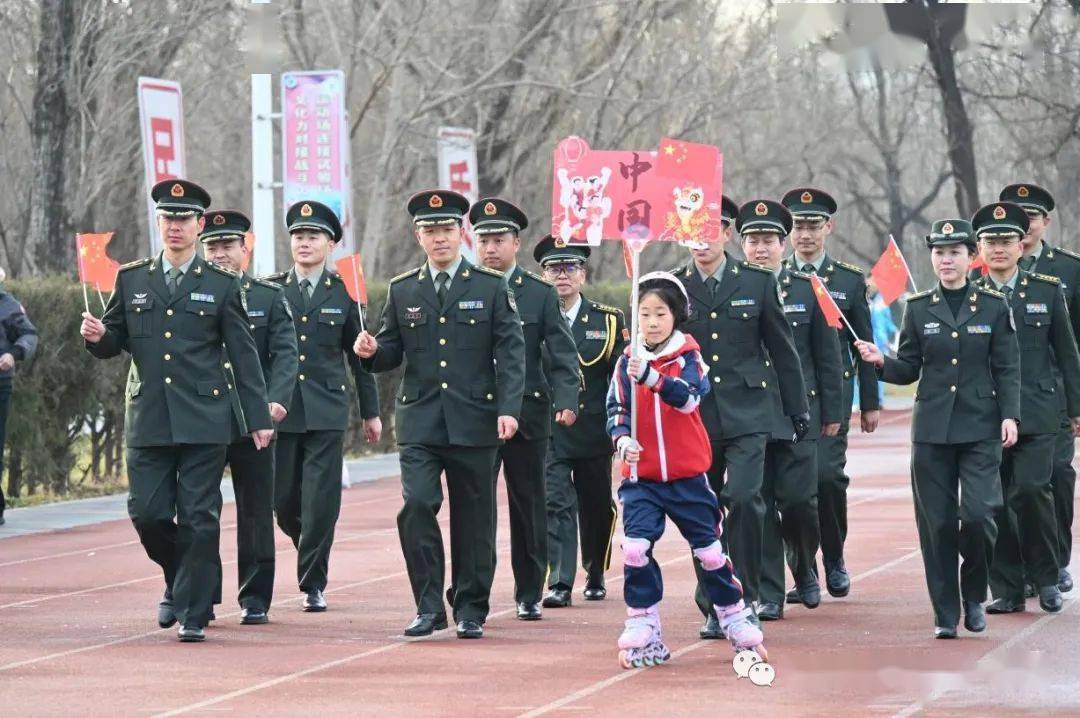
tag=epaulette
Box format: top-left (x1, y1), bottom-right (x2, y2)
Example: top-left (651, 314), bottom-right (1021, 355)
top-left (523, 269), bottom-right (553, 287)
top-left (206, 261), bottom-right (237, 277)
top-left (1031, 272), bottom-right (1061, 285)
top-left (593, 302), bottom-right (623, 315)
top-left (473, 265), bottom-right (504, 278)
top-left (977, 286), bottom-right (1005, 300)
top-left (390, 267), bottom-right (421, 284)
top-left (906, 288), bottom-right (935, 302)
top-left (119, 258), bottom-right (151, 272)
top-left (740, 260), bottom-right (773, 274)
top-left (1053, 246), bottom-right (1080, 262)
top-left (261, 271), bottom-right (289, 283)
top-left (250, 277), bottom-right (282, 290)
top-left (832, 259), bottom-right (866, 275)
top-left (787, 269), bottom-right (812, 282)
top-left (325, 269), bottom-right (342, 282)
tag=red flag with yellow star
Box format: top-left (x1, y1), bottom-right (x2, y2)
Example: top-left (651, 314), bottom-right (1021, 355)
top-left (810, 273), bottom-right (844, 329)
top-left (655, 137), bottom-right (719, 186)
top-left (76, 232), bottom-right (120, 292)
top-left (870, 236), bottom-right (913, 305)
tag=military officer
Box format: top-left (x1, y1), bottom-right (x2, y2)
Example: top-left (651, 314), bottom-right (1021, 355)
top-left (739, 200), bottom-right (845, 621)
top-left (470, 199), bottom-right (580, 621)
top-left (782, 187), bottom-right (879, 601)
top-left (201, 210), bottom-right (299, 624)
top-left (354, 189), bottom-right (525, 639)
top-left (971, 203), bottom-right (1080, 615)
top-left (538, 235), bottom-right (627, 608)
top-left (80, 179), bottom-right (274, 642)
top-left (1000, 183), bottom-right (1080, 595)
top-left (265, 200), bottom-right (381, 613)
top-left (0, 267), bottom-right (39, 527)
top-left (673, 195), bottom-right (808, 638)
top-left (856, 215), bottom-right (1021, 639)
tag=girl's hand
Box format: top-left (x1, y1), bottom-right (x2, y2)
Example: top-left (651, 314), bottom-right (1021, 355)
top-left (627, 356), bottom-right (646, 382)
top-left (854, 339), bottom-right (884, 368)
top-left (617, 436), bottom-right (641, 465)
top-left (1001, 419), bottom-right (1018, 448)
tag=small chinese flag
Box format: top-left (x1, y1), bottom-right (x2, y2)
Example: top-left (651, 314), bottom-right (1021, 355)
top-left (810, 273), bottom-right (844, 329)
top-left (870, 236), bottom-right (913, 305)
top-left (335, 253), bottom-right (368, 304)
top-left (76, 232), bottom-right (120, 292)
top-left (970, 254), bottom-right (989, 276)
top-left (656, 137), bottom-right (720, 186)
top-left (241, 231), bottom-right (255, 272)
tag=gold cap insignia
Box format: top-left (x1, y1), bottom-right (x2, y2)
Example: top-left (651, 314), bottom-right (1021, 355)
top-left (942, 222), bottom-right (954, 235)
top-left (993, 205), bottom-right (1006, 220)
top-left (800, 191), bottom-right (813, 204)
top-left (213, 214), bottom-right (226, 226)
top-left (483, 201), bottom-right (497, 216)
top-left (755, 202), bottom-right (768, 216)
top-left (170, 183), bottom-right (185, 198)
top-left (554, 237), bottom-right (566, 248)
top-left (300, 203), bottom-right (313, 217)
top-left (1017, 186), bottom-right (1029, 198)
top-left (429, 194), bottom-right (443, 209)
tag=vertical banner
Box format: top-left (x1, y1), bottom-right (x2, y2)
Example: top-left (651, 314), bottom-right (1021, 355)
top-left (281, 70), bottom-right (352, 256)
top-left (137, 77), bottom-right (186, 253)
top-left (436, 127), bottom-right (479, 262)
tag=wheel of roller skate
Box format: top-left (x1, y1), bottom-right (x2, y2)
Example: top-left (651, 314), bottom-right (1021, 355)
top-left (643, 654), bottom-right (655, 667)
top-left (619, 650), bottom-right (631, 669)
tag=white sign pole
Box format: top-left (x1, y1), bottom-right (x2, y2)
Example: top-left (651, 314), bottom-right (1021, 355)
top-left (251, 71), bottom-right (277, 276)
top-left (628, 243), bottom-right (642, 482)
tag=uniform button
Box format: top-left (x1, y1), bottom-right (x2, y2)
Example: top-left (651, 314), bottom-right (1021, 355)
top-left (224, 362), bottom-right (231, 369)
top-left (440, 317), bottom-right (447, 324)
top-left (579, 403), bottom-right (585, 409)
top-left (761, 380), bottom-right (767, 388)
top-left (765, 361), bottom-right (771, 367)
top-left (401, 395), bottom-right (407, 401)
top-left (1037, 321), bottom-right (1042, 327)
top-left (164, 331), bottom-right (172, 339)
top-left (950, 385), bottom-right (956, 392)
top-left (743, 312), bottom-right (749, 319)
top-left (440, 360), bottom-right (447, 367)
top-left (166, 309), bottom-right (174, 316)
top-left (301, 316), bottom-right (308, 323)
top-left (135, 308), bottom-right (141, 313)
top-left (300, 335), bottom-right (307, 341)
top-left (410, 322), bottom-right (416, 328)
top-left (299, 355), bottom-right (306, 361)
top-left (792, 321), bottom-right (798, 327)
top-left (711, 332), bottom-right (718, 339)
top-left (487, 394), bottom-right (494, 401)
top-left (713, 376), bottom-right (722, 384)
top-left (951, 331), bottom-right (959, 338)
top-left (341, 384), bottom-right (346, 391)
top-left (810, 389), bottom-right (817, 396)
top-left (534, 391), bottom-right (541, 398)
top-left (441, 382), bottom-right (448, 389)
top-left (439, 338), bottom-right (447, 346)
top-left (212, 388), bottom-right (220, 397)
top-left (299, 374), bottom-right (305, 381)
top-left (228, 384), bottom-right (233, 390)
top-left (249, 324), bottom-right (255, 330)
top-left (470, 319), bottom-right (476, 325)
top-left (199, 310), bottom-right (205, 316)
top-left (164, 377), bottom-right (172, 384)
top-left (712, 355), bottom-right (719, 362)
top-left (164, 354), bottom-right (171, 361)
top-left (521, 321), bottom-right (525, 326)
top-left (710, 312), bottom-right (717, 319)
top-left (951, 358), bottom-right (958, 365)
top-left (329, 320), bottom-right (335, 326)
top-left (844, 370), bottom-right (850, 378)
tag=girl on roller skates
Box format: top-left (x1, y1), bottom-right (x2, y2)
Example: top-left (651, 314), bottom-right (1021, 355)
top-left (606, 271), bottom-right (767, 669)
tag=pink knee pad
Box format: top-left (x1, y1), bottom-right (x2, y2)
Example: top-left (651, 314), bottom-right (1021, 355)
top-left (693, 541), bottom-right (727, 571)
top-left (622, 537), bottom-right (652, 568)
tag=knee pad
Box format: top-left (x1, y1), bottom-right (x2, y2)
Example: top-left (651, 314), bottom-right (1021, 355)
top-left (622, 537), bottom-right (652, 568)
top-left (693, 541), bottom-right (728, 571)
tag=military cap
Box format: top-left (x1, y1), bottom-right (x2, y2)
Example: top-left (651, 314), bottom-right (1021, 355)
top-left (469, 197), bottom-right (529, 235)
top-left (533, 234), bottom-right (591, 265)
top-left (971, 202), bottom-right (1029, 239)
top-left (780, 187), bottom-right (837, 219)
top-left (407, 189), bottom-right (470, 227)
top-left (999, 183), bottom-right (1054, 215)
top-left (200, 209), bottom-right (250, 244)
top-left (925, 219), bottom-right (975, 248)
top-left (718, 195), bottom-right (739, 226)
top-left (286, 200), bottom-right (342, 242)
top-left (736, 199), bottom-right (793, 236)
top-left (151, 179), bottom-right (211, 217)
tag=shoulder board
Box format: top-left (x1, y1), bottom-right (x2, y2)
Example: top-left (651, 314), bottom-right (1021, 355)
top-left (1053, 246), bottom-right (1080, 262)
top-left (672, 263), bottom-right (692, 276)
top-left (832, 260), bottom-right (866, 275)
top-left (472, 265), bottom-right (504, 278)
top-left (522, 269), bottom-right (553, 287)
top-left (739, 260), bottom-right (773, 274)
top-left (390, 267), bottom-right (421, 284)
top-left (977, 286), bottom-right (1005, 299)
top-left (206, 261), bottom-right (237, 277)
top-left (1031, 272), bottom-right (1061, 285)
top-left (788, 270), bottom-right (812, 282)
top-left (906, 288), bottom-right (935, 302)
top-left (261, 271), bottom-right (289, 283)
top-left (250, 277), bottom-right (282, 290)
top-left (592, 302), bottom-right (623, 316)
top-left (326, 270), bottom-right (343, 283)
top-left (119, 258), bottom-right (151, 271)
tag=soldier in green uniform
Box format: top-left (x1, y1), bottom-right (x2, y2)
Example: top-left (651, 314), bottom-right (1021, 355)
top-left (201, 210), bottom-right (299, 624)
top-left (739, 200), bottom-right (845, 621)
top-left (856, 214), bottom-right (1021, 639)
top-left (782, 187), bottom-right (879, 601)
top-left (538, 235), bottom-right (627, 608)
top-left (470, 200), bottom-right (580, 621)
top-left (971, 202), bottom-right (1080, 615)
top-left (354, 190), bottom-right (525, 639)
top-left (265, 200), bottom-right (381, 613)
top-left (673, 195), bottom-right (809, 638)
top-left (80, 180), bottom-right (274, 642)
top-left (999, 183), bottom-right (1079, 595)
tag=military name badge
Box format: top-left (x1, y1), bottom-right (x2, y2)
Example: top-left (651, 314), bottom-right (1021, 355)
top-left (458, 300), bottom-right (485, 310)
top-left (923, 321), bottom-right (940, 335)
top-left (320, 307), bottom-right (343, 315)
top-left (404, 306), bottom-right (423, 321)
top-left (131, 292), bottom-right (150, 306)
top-left (1026, 303), bottom-right (1049, 314)
top-left (585, 330), bottom-right (607, 340)
top-left (829, 290), bottom-right (847, 301)
top-left (731, 298), bottom-right (755, 307)
top-left (247, 310), bottom-right (266, 318)
top-left (967, 324), bottom-right (992, 334)
top-left (190, 292), bottom-right (215, 303)
top-left (784, 303), bottom-right (807, 313)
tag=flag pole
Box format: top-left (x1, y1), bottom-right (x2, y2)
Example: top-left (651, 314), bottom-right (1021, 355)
top-left (352, 256), bottom-right (366, 333)
top-left (839, 310), bottom-right (862, 344)
top-left (628, 243), bottom-right (640, 483)
top-left (81, 281), bottom-right (91, 314)
top-left (96, 285), bottom-right (107, 311)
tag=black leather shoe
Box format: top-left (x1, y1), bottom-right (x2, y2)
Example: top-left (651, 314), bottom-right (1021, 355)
top-left (178, 625), bottom-right (205, 642)
top-left (796, 576), bottom-right (822, 609)
top-left (542, 588), bottom-right (572, 608)
top-left (583, 585), bottom-right (607, 601)
top-left (456, 619), bottom-right (484, 639)
top-left (517, 602), bottom-right (542, 620)
top-left (934, 625), bottom-right (957, 639)
top-left (157, 591), bottom-right (177, 628)
top-left (1039, 585), bottom-right (1063, 613)
top-left (699, 613), bottom-right (725, 639)
top-left (986, 597), bottom-right (1026, 614)
top-left (241, 608), bottom-right (268, 625)
top-left (825, 560), bottom-right (851, 597)
top-left (785, 588), bottom-right (802, 605)
top-left (963, 601), bottom-right (986, 632)
top-left (303, 589), bottom-right (327, 612)
top-left (404, 613), bottom-right (448, 637)
top-left (208, 610), bottom-right (216, 622)
top-left (757, 602), bottom-right (783, 621)
top-left (1059, 568), bottom-right (1074, 593)
top-left (1024, 582), bottom-right (1037, 598)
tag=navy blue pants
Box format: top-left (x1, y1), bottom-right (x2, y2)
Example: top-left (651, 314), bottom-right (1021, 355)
top-left (619, 475), bottom-right (744, 609)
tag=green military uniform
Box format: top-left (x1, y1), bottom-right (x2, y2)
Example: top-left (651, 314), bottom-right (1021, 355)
top-left (1001, 183), bottom-right (1080, 592)
top-left (85, 180), bottom-right (272, 634)
top-left (754, 201), bottom-right (845, 616)
top-left (467, 202), bottom-right (580, 613)
top-left (539, 238), bottom-right (627, 602)
top-left (878, 217), bottom-right (1020, 635)
top-left (266, 201), bottom-right (379, 602)
top-left (203, 211), bottom-right (299, 619)
top-left (677, 226), bottom-right (808, 613)
top-left (361, 190), bottom-right (525, 636)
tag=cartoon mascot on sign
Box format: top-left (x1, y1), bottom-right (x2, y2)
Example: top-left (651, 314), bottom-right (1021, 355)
top-left (663, 185), bottom-right (716, 247)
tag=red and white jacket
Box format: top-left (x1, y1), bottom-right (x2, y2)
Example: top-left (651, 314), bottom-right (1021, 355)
top-left (606, 330), bottom-right (712, 482)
